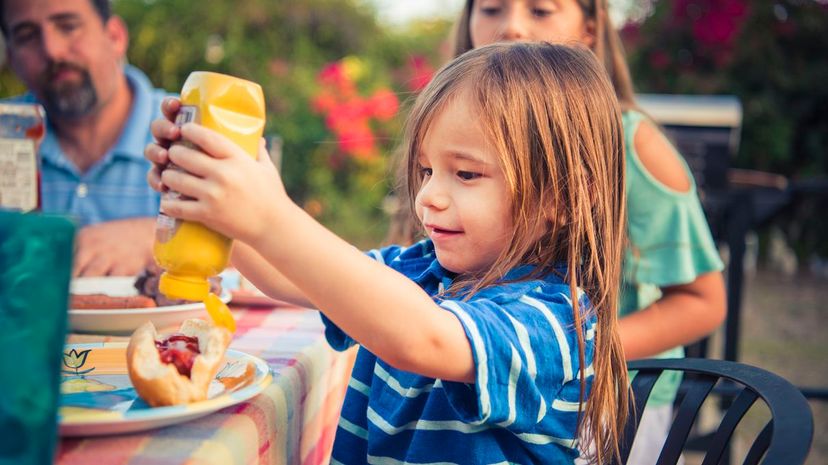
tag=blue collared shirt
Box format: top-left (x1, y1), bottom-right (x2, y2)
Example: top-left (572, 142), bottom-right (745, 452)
top-left (9, 65), bottom-right (169, 226)
top-left (322, 240), bottom-right (596, 464)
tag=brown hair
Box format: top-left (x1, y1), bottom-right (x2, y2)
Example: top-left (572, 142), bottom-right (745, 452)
top-left (0, 0), bottom-right (112, 37)
top-left (451, 0), bottom-right (637, 109)
top-left (402, 42), bottom-right (628, 464)
top-left (386, 0), bottom-right (639, 247)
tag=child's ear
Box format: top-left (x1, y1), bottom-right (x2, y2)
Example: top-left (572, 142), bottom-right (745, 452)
top-left (582, 17), bottom-right (597, 49)
top-left (542, 195), bottom-right (568, 230)
top-left (546, 209), bottom-right (568, 230)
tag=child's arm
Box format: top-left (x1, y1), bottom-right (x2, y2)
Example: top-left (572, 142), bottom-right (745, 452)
top-left (618, 120), bottom-right (727, 359)
top-left (619, 271), bottom-right (725, 359)
top-left (153, 123), bottom-right (475, 383)
top-left (230, 242), bottom-right (313, 307)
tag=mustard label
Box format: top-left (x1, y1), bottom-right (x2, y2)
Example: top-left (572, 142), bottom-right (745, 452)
top-left (154, 211), bottom-right (177, 244)
top-left (155, 106), bottom-right (200, 244)
top-left (174, 105), bottom-right (199, 151)
top-left (155, 180), bottom-right (186, 244)
top-left (176, 105), bottom-right (199, 126)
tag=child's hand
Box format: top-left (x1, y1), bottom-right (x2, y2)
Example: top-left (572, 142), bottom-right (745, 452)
top-left (158, 123), bottom-right (288, 245)
top-left (145, 97), bottom-right (182, 192)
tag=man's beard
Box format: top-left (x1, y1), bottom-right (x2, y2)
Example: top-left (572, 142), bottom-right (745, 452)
top-left (41, 62), bottom-right (99, 119)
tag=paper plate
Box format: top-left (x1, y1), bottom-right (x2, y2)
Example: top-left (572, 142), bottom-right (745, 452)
top-left (69, 277), bottom-right (231, 335)
top-left (59, 343), bottom-right (272, 436)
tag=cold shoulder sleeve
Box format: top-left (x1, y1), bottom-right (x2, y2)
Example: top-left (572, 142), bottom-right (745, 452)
top-left (622, 111), bottom-right (724, 291)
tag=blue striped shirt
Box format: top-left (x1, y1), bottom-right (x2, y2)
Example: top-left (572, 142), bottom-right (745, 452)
top-left (322, 240), bottom-right (596, 464)
top-left (9, 65), bottom-right (169, 227)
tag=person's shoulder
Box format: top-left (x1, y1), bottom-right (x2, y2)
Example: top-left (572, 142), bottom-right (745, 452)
top-left (469, 269), bottom-right (575, 310)
top-left (442, 274), bottom-right (590, 339)
top-left (124, 65), bottom-right (175, 103)
top-left (525, 278), bottom-right (586, 315)
top-left (366, 239), bottom-right (436, 274)
top-left (121, 64), bottom-right (176, 135)
top-left (624, 110), bottom-right (693, 193)
top-left (1, 92), bottom-right (38, 104)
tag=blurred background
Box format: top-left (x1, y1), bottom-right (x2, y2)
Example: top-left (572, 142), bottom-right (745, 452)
top-left (1, 0), bottom-right (826, 462)
top-left (2, 0), bottom-right (825, 250)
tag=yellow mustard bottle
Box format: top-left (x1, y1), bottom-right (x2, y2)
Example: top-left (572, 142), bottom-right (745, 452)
top-left (153, 72), bottom-right (265, 331)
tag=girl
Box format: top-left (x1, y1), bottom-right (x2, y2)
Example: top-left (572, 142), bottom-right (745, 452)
top-left (146, 43), bottom-right (627, 464)
top-left (457, 0), bottom-right (728, 359)
top-left (434, 1), bottom-right (727, 463)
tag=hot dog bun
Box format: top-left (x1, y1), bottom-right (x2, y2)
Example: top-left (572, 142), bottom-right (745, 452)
top-left (126, 319), bottom-right (232, 407)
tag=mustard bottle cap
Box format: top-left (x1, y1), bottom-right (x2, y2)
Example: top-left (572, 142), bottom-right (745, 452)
top-left (158, 272), bottom-right (210, 301)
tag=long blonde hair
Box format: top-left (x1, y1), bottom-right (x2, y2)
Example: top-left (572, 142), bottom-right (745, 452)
top-left (386, 0), bottom-right (638, 247)
top-left (451, 0), bottom-right (637, 109)
top-left (402, 42), bottom-right (628, 464)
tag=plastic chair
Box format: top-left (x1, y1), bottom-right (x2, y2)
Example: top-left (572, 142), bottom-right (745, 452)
top-left (613, 358), bottom-right (813, 465)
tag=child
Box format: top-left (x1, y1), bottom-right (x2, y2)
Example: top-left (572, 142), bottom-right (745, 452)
top-left (380, 3), bottom-right (726, 463)
top-left (146, 43), bottom-right (628, 464)
top-left (454, 0), bottom-right (727, 359)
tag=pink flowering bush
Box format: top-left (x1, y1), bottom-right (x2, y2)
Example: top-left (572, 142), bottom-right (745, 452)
top-left (311, 61), bottom-right (400, 161)
top-left (624, 0), bottom-right (827, 176)
top-left (303, 53), bottom-right (435, 246)
top-left (1, 0), bottom-right (450, 246)
top-left (624, 0), bottom-right (828, 258)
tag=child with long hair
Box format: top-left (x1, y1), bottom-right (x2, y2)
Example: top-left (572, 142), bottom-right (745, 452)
top-left (146, 43), bottom-right (628, 464)
top-left (380, 3), bottom-right (728, 462)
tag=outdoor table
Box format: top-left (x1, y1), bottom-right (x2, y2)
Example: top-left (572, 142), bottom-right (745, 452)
top-left (56, 305), bottom-right (356, 465)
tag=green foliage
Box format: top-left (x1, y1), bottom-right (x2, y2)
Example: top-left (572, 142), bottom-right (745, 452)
top-left (115, 0), bottom-right (450, 245)
top-left (625, 0), bottom-right (828, 178)
top-left (625, 0), bottom-right (828, 260)
top-left (0, 72), bottom-right (26, 97)
top-left (0, 0), bottom-right (452, 246)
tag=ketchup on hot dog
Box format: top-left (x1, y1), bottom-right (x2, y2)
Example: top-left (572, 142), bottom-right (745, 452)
top-left (155, 334), bottom-right (200, 377)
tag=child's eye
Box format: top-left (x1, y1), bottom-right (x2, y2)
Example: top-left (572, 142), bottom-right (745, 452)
top-left (457, 171), bottom-right (482, 181)
top-left (480, 7), bottom-right (501, 16)
top-left (532, 8), bottom-right (553, 18)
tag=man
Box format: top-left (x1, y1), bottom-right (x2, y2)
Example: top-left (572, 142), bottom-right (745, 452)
top-left (1, 0), bottom-right (167, 276)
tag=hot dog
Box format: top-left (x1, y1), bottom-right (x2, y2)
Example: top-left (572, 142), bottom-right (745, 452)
top-left (70, 294), bottom-right (157, 309)
top-left (126, 319), bottom-right (231, 406)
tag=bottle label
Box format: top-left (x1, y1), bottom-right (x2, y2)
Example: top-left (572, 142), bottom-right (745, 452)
top-left (155, 105), bottom-right (199, 243)
top-left (0, 138), bottom-right (38, 212)
top-left (157, 180), bottom-right (186, 244)
top-left (176, 105), bottom-right (198, 126)
top-left (0, 104), bottom-right (44, 213)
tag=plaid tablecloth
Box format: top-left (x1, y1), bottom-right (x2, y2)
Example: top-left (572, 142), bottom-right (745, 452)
top-left (57, 306), bottom-right (356, 465)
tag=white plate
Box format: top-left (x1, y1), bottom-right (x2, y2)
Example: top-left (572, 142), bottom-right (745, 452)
top-left (69, 276), bottom-right (231, 335)
top-left (70, 276), bottom-right (140, 297)
top-left (59, 343), bottom-right (272, 436)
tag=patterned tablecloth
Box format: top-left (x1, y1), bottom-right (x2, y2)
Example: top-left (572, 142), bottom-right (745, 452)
top-left (56, 306), bottom-right (356, 465)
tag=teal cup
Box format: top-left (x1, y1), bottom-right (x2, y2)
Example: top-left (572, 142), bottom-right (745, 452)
top-left (0, 212), bottom-right (75, 465)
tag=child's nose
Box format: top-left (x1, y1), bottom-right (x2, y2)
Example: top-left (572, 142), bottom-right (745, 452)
top-left (416, 179), bottom-right (450, 211)
top-left (499, 9), bottom-right (529, 42)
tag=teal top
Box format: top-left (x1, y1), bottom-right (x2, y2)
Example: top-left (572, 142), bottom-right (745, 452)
top-left (620, 110), bottom-right (724, 405)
